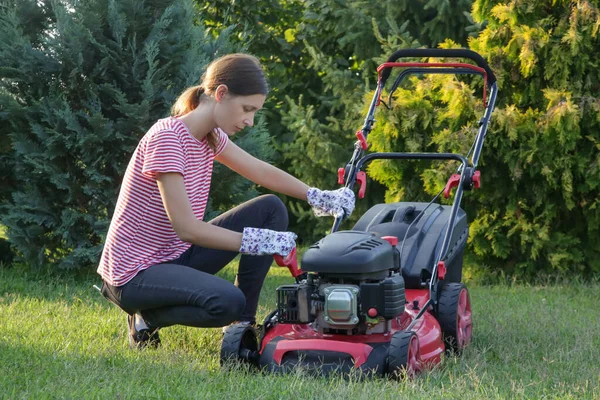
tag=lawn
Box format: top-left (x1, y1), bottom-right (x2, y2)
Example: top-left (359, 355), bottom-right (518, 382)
top-left (1, 261), bottom-right (599, 399)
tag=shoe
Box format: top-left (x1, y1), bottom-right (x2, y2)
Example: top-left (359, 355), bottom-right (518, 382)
top-left (127, 314), bottom-right (161, 349)
top-left (222, 320), bottom-right (255, 334)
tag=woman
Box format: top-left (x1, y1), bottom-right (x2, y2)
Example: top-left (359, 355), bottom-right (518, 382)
top-left (98, 53), bottom-right (355, 348)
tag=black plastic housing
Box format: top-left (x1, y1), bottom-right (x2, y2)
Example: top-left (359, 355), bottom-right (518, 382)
top-left (301, 231), bottom-right (395, 279)
top-left (360, 273), bottom-right (405, 318)
top-left (353, 202), bottom-right (468, 289)
top-left (277, 284), bottom-right (313, 323)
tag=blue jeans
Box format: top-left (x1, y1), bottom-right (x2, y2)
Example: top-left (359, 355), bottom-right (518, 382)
top-left (101, 194), bottom-right (289, 328)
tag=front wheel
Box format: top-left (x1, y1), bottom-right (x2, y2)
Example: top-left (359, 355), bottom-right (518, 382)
top-left (437, 283), bottom-right (473, 353)
top-left (220, 323), bottom-right (259, 367)
top-left (386, 331), bottom-right (423, 378)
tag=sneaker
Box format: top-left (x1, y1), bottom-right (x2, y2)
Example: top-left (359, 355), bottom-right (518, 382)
top-left (222, 320), bottom-right (255, 334)
top-left (127, 314), bottom-right (161, 349)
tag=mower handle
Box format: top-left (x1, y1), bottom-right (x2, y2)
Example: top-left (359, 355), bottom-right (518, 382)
top-left (380, 48), bottom-right (496, 86)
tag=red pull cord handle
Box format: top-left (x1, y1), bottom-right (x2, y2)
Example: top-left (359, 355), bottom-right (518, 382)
top-left (273, 247), bottom-right (303, 278)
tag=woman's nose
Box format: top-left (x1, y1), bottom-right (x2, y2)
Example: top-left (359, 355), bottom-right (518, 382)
top-left (243, 117), bottom-right (254, 127)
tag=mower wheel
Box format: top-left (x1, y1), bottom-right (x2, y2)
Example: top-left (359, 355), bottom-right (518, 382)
top-left (437, 282), bottom-right (472, 353)
top-left (220, 323), bottom-right (259, 367)
top-left (387, 331), bottom-right (423, 378)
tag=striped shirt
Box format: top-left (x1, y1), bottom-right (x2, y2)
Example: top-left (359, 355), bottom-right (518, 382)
top-left (97, 116), bottom-right (229, 286)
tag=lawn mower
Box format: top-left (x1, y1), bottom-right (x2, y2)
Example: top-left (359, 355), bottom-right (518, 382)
top-left (221, 48), bottom-right (498, 377)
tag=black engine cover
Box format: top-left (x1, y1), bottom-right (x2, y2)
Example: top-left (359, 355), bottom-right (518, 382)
top-left (301, 231), bottom-right (395, 277)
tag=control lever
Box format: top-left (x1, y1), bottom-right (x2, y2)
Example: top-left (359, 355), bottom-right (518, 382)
top-left (273, 247), bottom-right (305, 279)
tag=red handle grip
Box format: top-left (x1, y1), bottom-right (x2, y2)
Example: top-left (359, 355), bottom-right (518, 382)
top-left (273, 247), bottom-right (304, 278)
top-left (356, 131), bottom-right (368, 150)
top-left (444, 171), bottom-right (481, 199)
top-left (443, 174), bottom-right (461, 199)
top-left (473, 170), bottom-right (481, 189)
top-left (338, 167), bottom-right (345, 185)
top-left (356, 171), bottom-right (367, 199)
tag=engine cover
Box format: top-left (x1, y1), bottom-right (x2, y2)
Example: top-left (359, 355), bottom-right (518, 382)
top-left (322, 285), bottom-right (359, 326)
top-left (301, 231), bottom-right (396, 277)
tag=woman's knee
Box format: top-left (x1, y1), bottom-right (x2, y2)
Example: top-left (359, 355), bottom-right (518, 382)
top-left (210, 286), bottom-right (246, 324)
top-left (258, 194), bottom-right (288, 230)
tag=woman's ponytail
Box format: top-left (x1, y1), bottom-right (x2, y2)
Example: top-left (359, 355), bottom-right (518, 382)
top-left (171, 85), bottom-right (203, 117)
top-left (171, 85), bottom-right (219, 150)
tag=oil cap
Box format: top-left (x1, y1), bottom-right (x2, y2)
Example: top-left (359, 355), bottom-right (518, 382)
top-left (381, 236), bottom-right (398, 246)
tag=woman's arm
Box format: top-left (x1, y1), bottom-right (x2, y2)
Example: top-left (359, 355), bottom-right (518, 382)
top-left (156, 172), bottom-right (243, 250)
top-left (215, 141), bottom-right (309, 200)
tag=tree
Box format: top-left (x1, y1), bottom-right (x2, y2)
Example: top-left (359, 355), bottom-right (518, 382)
top-left (195, 0), bottom-right (474, 241)
top-left (369, 0), bottom-right (600, 276)
top-left (0, 0), bottom-right (272, 269)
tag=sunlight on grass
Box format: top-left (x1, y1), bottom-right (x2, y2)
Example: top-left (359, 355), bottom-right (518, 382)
top-left (1, 263), bottom-right (599, 399)
top-left (0, 224), bottom-right (6, 240)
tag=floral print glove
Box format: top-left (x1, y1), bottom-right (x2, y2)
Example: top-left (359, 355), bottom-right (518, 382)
top-left (239, 228), bottom-right (297, 256)
top-left (306, 187), bottom-right (356, 218)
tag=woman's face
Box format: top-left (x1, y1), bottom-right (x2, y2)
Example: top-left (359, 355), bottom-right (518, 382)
top-left (213, 86), bottom-right (266, 136)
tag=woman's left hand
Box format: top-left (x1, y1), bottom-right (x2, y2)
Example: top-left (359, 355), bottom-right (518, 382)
top-left (307, 187), bottom-right (355, 218)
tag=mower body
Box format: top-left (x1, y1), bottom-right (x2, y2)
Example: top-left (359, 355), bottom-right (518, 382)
top-left (257, 203), bottom-right (465, 375)
top-left (221, 48), bottom-right (494, 377)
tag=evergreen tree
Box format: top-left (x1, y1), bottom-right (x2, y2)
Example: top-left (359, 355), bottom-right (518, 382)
top-left (280, 0), bottom-right (475, 239)
top-left (0, 0), bottom-right (272, 269)
top-left (195, 0), bottom-right (474, 241)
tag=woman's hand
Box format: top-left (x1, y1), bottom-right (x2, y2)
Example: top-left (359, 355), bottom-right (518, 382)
top-left (307, 187), bottom-right (355, 218)
top-left (239, 228), bottom-right (297, 256)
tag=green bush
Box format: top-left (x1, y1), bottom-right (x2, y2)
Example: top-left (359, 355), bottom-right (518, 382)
top-left (368, 0), bottom-right (600, 276)
top-left (0, 0), bottom-right (272, 269)
top-left (196, 0), bottom-right (475, 241)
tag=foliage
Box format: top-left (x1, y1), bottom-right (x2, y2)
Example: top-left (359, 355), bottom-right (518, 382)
top-left (368, 0), bottom-right (600, 276)
top-left (277, 0), bottom-right (476, 240)
top-left (0, 0), bottom-right (272, 269)
top-left (196, 0), bottom-right (475, 241)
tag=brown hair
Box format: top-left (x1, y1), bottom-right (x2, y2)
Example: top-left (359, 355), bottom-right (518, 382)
top-left (171, 53), bottom-right (268, 150)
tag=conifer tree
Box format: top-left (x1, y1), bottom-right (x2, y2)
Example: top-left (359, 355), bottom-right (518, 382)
top-left (196, 0), bottom-right (474, 241)
top-left (0, 0), bottom-right (272, 269)
top-left (278, 0), bottom-right (475, 239)
top-left (368, 0), bottom-right (600, 276)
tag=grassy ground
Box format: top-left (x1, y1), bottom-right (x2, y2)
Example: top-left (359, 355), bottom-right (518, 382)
top-left (1, 262), bottom-right (599, 400)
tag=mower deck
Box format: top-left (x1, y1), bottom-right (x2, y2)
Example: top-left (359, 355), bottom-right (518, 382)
top-left (258, 289), bottom-right (444, 376)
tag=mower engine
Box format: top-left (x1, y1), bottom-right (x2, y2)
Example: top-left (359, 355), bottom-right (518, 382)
top-left (276, 231), bottom-right (405, 335)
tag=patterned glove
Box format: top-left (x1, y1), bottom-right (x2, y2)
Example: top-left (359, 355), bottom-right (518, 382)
top-left (239, 228), bottom-right (297, 256)
top-left (307, 187), bottom-right (356, 218)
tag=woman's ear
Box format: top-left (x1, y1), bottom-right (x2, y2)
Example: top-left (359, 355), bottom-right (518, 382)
top-left (215, 84), bottom-right (229, 103)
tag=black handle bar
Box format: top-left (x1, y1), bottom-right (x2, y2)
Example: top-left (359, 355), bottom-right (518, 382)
top-left (381, 48), bottom-right (496, 86)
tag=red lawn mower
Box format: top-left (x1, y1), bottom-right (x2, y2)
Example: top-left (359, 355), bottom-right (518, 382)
top-left (221, 48), bottom-right (498, 377)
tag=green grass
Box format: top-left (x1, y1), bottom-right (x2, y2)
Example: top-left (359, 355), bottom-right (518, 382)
top-left (1, 263), bottom-right (599, 400)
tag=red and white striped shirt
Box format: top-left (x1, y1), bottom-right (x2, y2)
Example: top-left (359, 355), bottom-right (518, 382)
top-left (97, 117), bottom-right (229, 286)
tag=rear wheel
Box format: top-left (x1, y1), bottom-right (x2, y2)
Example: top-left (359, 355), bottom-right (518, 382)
top-left (386, 331), bottom-right (423, 378)
top-left (437, 283), bottom-right (472, 353)
top-left (220, 323), bottom-right (259, 367)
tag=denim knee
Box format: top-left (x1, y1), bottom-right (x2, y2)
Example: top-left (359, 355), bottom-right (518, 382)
top-left (213, 286), bottom-right (246, 325)
top-left (259, 194), bottom-right (289, 231)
